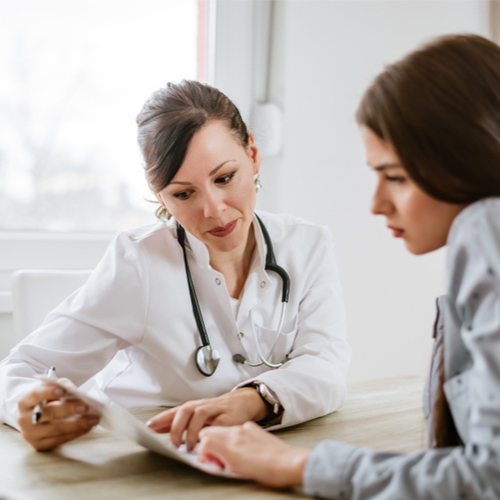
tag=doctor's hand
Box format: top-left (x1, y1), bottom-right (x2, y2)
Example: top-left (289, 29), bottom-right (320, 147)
top-left (146, 387), bottom-right (268, 451)
top-left (17, 381), bottom-right (100, 451)
top-left (198, 422), bottom-right (310, 488)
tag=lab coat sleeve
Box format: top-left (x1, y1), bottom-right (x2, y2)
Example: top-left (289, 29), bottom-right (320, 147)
top-left (236, 228), bottom-right (351, 429)
top-left (0, 232), bottom-right (149, 430)
top-left (302, 212), bottom-right (500, 500)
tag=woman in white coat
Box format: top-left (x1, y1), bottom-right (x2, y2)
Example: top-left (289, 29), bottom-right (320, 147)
top-left (0, 80), bottom-right (350, 451)
top-left (196, 35), bottom-right (500, 498)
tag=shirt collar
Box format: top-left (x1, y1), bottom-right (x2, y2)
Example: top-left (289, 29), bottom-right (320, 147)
top-left (168, 214), bottom-right (267, 274)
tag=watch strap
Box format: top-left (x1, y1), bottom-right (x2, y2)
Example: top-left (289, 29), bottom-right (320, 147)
top-left (250, 382), bottom-right (284, 427)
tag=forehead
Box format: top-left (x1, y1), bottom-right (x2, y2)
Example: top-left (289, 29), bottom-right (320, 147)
top-left (170, 121), bottom-right (245, 181)
top-left (361, 126), bottom-right (400, 167)
top-left (186, 121), bottom-right (244, 160)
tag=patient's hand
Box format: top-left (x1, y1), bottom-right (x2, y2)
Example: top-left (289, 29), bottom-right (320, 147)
top-left (198, 421), bottom-right (310, 488)
top-left (146, 387), bottom-right (268, 451)
top-left (17, 381), bottom-right (100, 451)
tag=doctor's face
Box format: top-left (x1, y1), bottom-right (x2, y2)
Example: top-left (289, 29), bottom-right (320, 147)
top-left (156, 120), bottom-right (260, 256)
top-left (362, 127), bottom-right (465, 255)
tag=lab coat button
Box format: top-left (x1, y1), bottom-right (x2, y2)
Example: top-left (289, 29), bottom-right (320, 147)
top-left (237, 332), bottom-right (244, 340)
top-left (260, 281), bottom-right (266, 288)
top-left (215, 278), bottom-right (221, 285)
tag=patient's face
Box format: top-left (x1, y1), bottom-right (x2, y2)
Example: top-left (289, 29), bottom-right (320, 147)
top-left (362, 126), bottom-right (466, 255)
top-left (156, 120), bottom-right (260, 259)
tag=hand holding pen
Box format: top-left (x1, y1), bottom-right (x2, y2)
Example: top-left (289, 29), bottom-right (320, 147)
top-left (32, 366), bottom-right (58, 424)
top-left (17, 367), bottom-right (100, 451)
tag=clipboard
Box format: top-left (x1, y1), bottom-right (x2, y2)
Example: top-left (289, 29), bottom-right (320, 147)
top-left (39, 377), bottom-right (242, 479)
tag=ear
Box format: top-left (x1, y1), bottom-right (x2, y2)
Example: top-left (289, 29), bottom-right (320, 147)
top-left (155, 192), bottom-right (166, 207)
top-left (247, 134), bottom-right (261, 176)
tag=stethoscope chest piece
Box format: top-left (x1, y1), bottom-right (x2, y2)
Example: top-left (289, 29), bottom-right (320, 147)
top-left (195, 345), bottom-right (221, 376)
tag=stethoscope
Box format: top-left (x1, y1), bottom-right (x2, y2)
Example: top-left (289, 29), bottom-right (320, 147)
top-left (177, 214), bottom-right (291, 377)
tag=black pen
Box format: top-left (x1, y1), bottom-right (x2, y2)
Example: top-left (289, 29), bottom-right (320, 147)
top-left (32, 366), bottom-right (57, 424)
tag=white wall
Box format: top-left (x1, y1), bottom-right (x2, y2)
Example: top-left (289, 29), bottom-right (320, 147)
top-left (257, 0), bottom-right (489, 381)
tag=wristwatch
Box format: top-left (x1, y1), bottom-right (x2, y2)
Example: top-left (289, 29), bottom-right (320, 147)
top-left (250, 381), bottom-right (284, 426)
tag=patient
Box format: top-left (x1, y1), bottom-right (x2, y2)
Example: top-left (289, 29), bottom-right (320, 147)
top-left (197, 34), bottom-right (500, 499)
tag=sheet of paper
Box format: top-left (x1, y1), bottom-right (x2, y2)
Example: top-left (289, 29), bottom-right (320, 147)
top-left (39, 377), bottom-right (242, 479)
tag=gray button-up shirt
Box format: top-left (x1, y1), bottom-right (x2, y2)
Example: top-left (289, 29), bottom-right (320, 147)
top-left (303, 198), bottom-right (500, 499)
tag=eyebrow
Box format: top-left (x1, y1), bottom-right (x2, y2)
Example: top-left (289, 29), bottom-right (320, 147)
top-left (370, 163), bottom-right (402, 172)
top-left (168, 160), bottom-right (236, 185)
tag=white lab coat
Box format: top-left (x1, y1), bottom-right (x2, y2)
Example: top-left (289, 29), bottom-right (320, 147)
top-left (0, 211), bottom-right (351, 431)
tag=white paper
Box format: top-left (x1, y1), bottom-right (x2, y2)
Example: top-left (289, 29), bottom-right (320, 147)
top-left (39, 377), bottom-right (242, 479)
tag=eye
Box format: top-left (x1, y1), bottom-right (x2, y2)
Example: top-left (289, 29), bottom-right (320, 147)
top-left (173, 190), bottom-right (192, 200)
top-left (386, 175), bottom-right (406, 184)
top-left (215, 172), bottom-right (235, 185)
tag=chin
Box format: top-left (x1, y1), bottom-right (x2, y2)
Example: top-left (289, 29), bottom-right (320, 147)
top-left (209, 234), bottom-right (245, 253)
top-left (404, 240), bottom-right (443, 255)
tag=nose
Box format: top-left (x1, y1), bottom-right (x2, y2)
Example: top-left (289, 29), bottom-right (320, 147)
top-left (370, 180), bottom-right (392, 216)
top-left (202, 189), bottom-right (226, 219)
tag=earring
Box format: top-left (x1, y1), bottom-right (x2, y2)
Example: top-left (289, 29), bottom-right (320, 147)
top-left (158, 205), bottom-right (172, 222)
top-left (254, 173), bottom-right (262, 192)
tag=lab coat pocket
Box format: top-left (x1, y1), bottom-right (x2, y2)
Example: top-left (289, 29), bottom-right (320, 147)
top-left (254, 317), bottom-right (299, 365)
top-left (443, 370), bottom-right (471, 443)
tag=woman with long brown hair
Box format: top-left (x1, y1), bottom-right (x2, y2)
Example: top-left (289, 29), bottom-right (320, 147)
top-left (197, 34), bottom-right (500, 498)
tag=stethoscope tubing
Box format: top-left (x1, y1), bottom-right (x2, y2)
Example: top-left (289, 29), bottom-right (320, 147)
top-left (177, 224), bottom-right (211, 347)
top-left (177, 214), bottom-right (290, 375)
top-left (243, 303), bottom-right (288, 368)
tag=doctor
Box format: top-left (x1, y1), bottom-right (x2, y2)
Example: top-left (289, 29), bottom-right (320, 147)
top-left (0, 80), bottom-right (351, 451)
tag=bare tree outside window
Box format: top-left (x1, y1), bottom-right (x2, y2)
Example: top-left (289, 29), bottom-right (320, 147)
top-left (0, 0), bottom-right (198, 232)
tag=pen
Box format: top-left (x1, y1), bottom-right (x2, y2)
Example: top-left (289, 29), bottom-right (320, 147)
top-left (32, 366), bottom-right (58, 424)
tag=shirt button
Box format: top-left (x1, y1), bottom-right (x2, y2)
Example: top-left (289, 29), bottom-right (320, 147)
top-left (260, 281), bottom-right (266, 288)
top-left (237, 332), bottom-right (244, 340)
top-left (215, 278), bottom-right (221, 285)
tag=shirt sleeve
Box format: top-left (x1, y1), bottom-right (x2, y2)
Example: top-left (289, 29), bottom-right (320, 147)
top-left (302, 208), bottom-right (500, 500)
top-left (303, 440), bottom-right (498, 500)
top-left (0, 232), bottom-right (149, 429)
top-left (235, 228), bottom-right (351, 429)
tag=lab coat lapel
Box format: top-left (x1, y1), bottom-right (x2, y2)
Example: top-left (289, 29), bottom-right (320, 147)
top-left (182, 227), bottom-right (237, 329)
top-left (236, 217), bottom-right (272, 322)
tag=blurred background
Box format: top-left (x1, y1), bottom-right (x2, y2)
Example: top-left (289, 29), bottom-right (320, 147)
top-left (0, 0), bottom-right (494, 381)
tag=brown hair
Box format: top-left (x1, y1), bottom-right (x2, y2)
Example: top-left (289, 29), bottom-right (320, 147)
top-left (357, 34), bottom-right (500, 448)
top-left (357, 34), bottom-right (500, 204)
top-left (136, 80), bottom-right (249, 220)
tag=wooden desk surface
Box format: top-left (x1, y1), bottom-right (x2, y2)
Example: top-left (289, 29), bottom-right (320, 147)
top-left (0, 376), bottom-right (426, 500)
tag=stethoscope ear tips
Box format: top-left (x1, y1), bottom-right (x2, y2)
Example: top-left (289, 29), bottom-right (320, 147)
top-left (232, 354), bottom-right (247, 364)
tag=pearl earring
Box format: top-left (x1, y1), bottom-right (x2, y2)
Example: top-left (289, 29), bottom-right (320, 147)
top-left (254, 173), bottom-right (262, 192)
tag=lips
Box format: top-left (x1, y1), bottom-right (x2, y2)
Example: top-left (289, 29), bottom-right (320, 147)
top-left (388, 225), bottom-right (404, 238)
top-left (208, 220), bottom-right (237, 237)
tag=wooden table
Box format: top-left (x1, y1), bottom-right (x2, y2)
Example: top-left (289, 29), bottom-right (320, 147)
top-left (0, 377), bottom-right (426, 500)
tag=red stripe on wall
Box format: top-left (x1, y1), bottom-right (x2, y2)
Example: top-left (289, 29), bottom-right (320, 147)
top-left (197, 0), bottom-right (208, 82)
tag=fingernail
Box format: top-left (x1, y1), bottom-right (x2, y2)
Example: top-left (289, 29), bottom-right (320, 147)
top-left (88, 417), bottom-right (99, 427)
top-left (146, 419), bottom-right (156, 428)
top-left (76, 404), bottom-right (87, 414)
top-left (54, 388), bottom-right (64, 397)
top-left (186, 442), bottom-right (193, 453)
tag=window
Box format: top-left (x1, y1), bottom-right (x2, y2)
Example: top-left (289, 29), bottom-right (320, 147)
top-left (0, 0), bottom-right (257, 314)
top-left (0, 0), bottom-right (199, 232)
